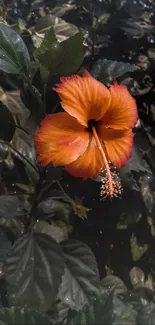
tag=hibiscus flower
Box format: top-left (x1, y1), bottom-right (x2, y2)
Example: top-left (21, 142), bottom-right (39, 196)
top-left (34, 69), bottom-right (138, 197)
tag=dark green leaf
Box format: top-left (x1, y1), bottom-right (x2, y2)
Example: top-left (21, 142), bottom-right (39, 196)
top-left (37, 32), bottom-right (83, 76)
top-left (100, 275), bottom-right (127, 295)
top-left (0, 140), bottom-right (11, 161)
top-left (130, 234), bottom-right (148, 262)
top-left (0, 195), bottom-right (20, 218)
top-left (121, 20), bottom-right (144, 37)
top-left (119, 168), bottom-right (140, 192)
top-left (98, 13), bottom-right (110, 24)
top-left (139, 174), bottom-right (154, 214)
top-left (35, 15), bottom-right (79, 42)
top-left (36, 198), bottom-right (69, 220)
top-left (119, 287), bottom-right (151, 314)
top-left (59, 240), bottom-right (100, 310)
top-left (0, 102), bottom-right (15, 141)
top-left (129, 267), bottom-right (145, 289)
top-left (91, 59), bottom-right (139, 84)
top-left (50, 4), bottom-right (76, 18)
top-left (11, 129), bottom-right (39, 185)
top-left (0, 306), bottom-right (50, 324)
top-left (35, 14), bottom-right (59, 33)
top-left (119, 145), bottom-right (151, 192)
top-left (4, 233), bottom-right (65, 312)
top-left (148, 48), bottom-right (155, 60)
top-left (46, 303), bottom-right (59, 325)
top-left (0, 23), bottom-right (30, 78)
top-left (34, 220), bottom-right (68, 243)
top-left (0, 217), bottom-right (25, 237)
top-left (0, 1), bottom-right (3, 17)
top-left (68, 275), bottom-right (136, 325)
top-left (11, 19), bottom-right (26, 35)
top-left (0, 88), bottom-right (27, 118)
top-left (34, 27), bottom-right (57, 80)
top-left (117, 211), bottom-right (142, 230)
top-left (45, 166), bottom-right (63, 182)
top-left (34, 27), bottom-right (57, 60)
top-left (55, 301), bottom-right (69, 324)
top-left (20, 84), bottom-right (43, 123)
top-left (33, 14), bottom-right (79, 72)
top-left (125, 146), bottom-right (151, 174)
top-left (0, 226), bottom-right (12, 263)
top-left (137, 303), bottom-right (155, 325)
top-left (68, 295), bottom-right (135, 325)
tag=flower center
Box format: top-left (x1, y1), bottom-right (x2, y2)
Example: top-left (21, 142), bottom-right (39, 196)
top-left (87, 119), bottom-right (98, 132)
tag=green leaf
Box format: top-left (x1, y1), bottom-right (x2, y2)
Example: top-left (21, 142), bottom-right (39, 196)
top-left (124, 146), bottom-right (151, 174)
top-left (68, 275), bottom-right (136, 325)
top-left (11, 19), bottom-right (26, 35)
top-left (0, 306), bottom-right (50, 324)
top-left (59, 240), bottom-right (100, 310)
top-left (45, 166), bottom-right (63, 182)
top-left (36, 197), bottom-right (70, 220)
top-left (4, 233), bottom-right (65, 312)
top-left (37, 32), bottom-right (83, 76)
top-left (100, 275), bottom-right (127, 296)
top-left (121, 20), bottom-right (144, 37)
top-left (91, 59), bottom-right (139, 84)
top-left (34, 27), bottom-right (57, 60)
top-left (34, 220), bottom-right (68, 243)
top-left (0, 217), bottom-right (25, 237)
top-left (34, 16), bottom-right (81, 80)
top-left (117, 211), bottom-right (142, 230)
top-left (11, 129), bottom-right (39, 185)
top-left (35, 14), bottom-right (79, 42)
top-left (0, 226), bottom-right (12, 263)
top-left (148, 48), bottom-right (155, 60)
top-left (56, 301), bottom-right (69, 324)
top-left (98, 13), bottom-right (110, 24)
top-left (50, 4), bottom-right (76, 18)
top-left (136, 303), bottom-right (155, 325)
top-left (119, 288), bottom-right (151, 317)
top-left (0, 102), bottom-right (15, 141)
top-left (130, 234), bottom-right (148, 262)
top-left (0, 0), bottom-right (4, 17)
top-left (139, 174), bottom-right (154, 214)
top-left (68, 295), bottom-right (136, 325)
top-left (129, 267), bottom-right (145, 289)
top-left (34, 27), bottom-right (57, 80)
top-left (0, 23), bottom-right (30, 78)
top-left (0, 195), bottom-right (20, 219)
top-left (0, 6), bottom-right (3, 17)
top-left (46, 303), bottom-right (59, 325)
top-left (20, 83), bottom-right (43, 123)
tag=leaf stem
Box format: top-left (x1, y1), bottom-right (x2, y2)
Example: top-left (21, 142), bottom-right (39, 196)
top-left (56, 180), bottom-right (72, 202)
top-left (52, 100), bottom-right (60, 113)
top-left (91, 0), bottom-right (96, 62)
top-left (9, 121), bottom-right (30, 136)
top-left (0, 140), bottom-right (39, 174)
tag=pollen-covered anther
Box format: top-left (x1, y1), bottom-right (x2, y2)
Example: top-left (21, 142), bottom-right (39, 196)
top-left (100, 170), bottom-right (123, 199)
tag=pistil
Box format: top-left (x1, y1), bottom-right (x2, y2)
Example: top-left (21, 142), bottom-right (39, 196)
top-left (92, 126), bottom-right (122, 198)
top-left (92, 126), bottom-right (114, 197)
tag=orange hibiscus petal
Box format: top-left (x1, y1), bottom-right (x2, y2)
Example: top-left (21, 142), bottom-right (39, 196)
top-left (65, 135), bottom-right (104, 179)
top-left (98, 125), bottom-right (134, 168)
top-left (100, 80), bottom-right (138, 129)
top-left (53, 72), bottom-right (111, 127)
top-left (34, 112), bottom-right (89, 167)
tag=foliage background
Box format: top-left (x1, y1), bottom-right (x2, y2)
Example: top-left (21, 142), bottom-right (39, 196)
top-left (0, 0), bottom-right (155, 324)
